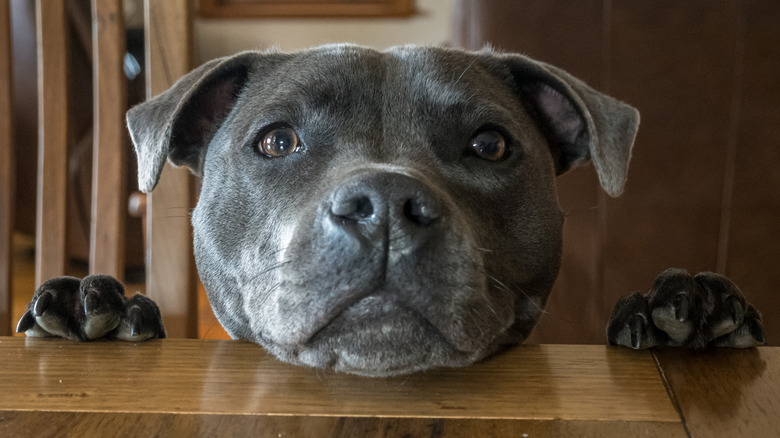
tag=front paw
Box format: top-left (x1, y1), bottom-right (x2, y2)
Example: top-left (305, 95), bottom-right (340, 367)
top-left (17, 276), bottom-right (85, 340)
top-left (17, 275), bottom-right (165, 342)
top-left (607, 269), bottom-right (766, 350)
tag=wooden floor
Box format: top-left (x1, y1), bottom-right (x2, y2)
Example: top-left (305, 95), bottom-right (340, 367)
top-left (9, 232), bottom-right (230, 339)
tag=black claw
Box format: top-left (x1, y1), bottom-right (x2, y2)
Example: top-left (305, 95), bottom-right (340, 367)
top-left (629, 315), bottom-right (645, 349)
top-left (673, 293), bottom-right (689, 322)
top-left (16, 311), bottom-right (36, 333)
top-left (129, 309), bottom-right (142, 337)
top-left (33, 291), bottom-right (53, 317)
top-left (747, 316), bottom-right (767, 345)
top-left (728, 296), bottom-right (743, 325)
top-left (84, 292), bottom-right (99, 315)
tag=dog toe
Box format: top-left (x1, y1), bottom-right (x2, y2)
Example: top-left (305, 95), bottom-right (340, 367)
top-left (79, 275), bottom-right (127, 340)
top-left (607, 293), bottom-right (660, 349)
top-left (113, 294), bottom-right (166, 341)
top-left (16, 310), bottom-right (38, 334)
top-left (650, 292), bottom-right (693, 345)
top-left (712, 305), bottom-right (766, 348)
top-left (646, 269), bottom-right (697, 345)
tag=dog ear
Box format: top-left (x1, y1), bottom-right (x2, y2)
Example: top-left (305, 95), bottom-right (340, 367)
top-left (126, 52), bottom-right (258, 193)
top-left (500, 54), bottom-right (639, 196)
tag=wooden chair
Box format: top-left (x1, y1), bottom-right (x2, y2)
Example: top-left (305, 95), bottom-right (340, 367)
top-left (0, 0), bottom-right (197, 338)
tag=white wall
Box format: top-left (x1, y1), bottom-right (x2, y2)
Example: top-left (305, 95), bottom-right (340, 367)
top-left (194, 0), bottom-right (455, 63)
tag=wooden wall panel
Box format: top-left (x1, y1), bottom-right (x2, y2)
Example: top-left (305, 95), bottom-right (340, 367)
top-left (144, 0), bottom-right (198, 338)
top-left (605, 0), bottom-right (738, 295)
top-left (34, 0), bottom-right (68, 287)
top-left (453, 0), bottom-right (778, 345)
top-left (90, 0), bottom-right (127, 279)
top-left (0, 0), bottom-right (13, 335)
top-left (725, 0), bottom-right (780, 345)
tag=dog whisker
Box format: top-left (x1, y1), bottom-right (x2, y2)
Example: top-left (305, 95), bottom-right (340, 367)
top-left (253, 260), bottom-right (291, 279)
top-left (454, 57), bottom-right (479, 87)
top-left (562, 203), bottom-right (601, 218)
top-left (487, 275), bottom-right (548, 316)
top-left (200, 320), bottom-right (223, 340)
top-left (264, 282), bottom-right (283, 296)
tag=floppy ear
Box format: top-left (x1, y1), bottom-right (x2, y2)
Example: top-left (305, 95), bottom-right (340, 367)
top-left (126, 52), bottom-right (259, 193)
top-left (499, 54), bottom-right (639, 196)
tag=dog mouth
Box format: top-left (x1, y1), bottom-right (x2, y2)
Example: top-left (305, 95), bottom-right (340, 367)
top-left (262, 293), bottom-right (498, 376)
top-left (304, 292), bottom-right (438, 345)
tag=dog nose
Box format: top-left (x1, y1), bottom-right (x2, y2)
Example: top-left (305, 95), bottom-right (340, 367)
top-left (329, 172), bottom-right (442, 247)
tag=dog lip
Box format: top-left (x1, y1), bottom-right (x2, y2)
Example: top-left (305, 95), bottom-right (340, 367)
top-left (301, 291), bottom-right (472, 353)
top-left (301, 291), bottom-right (389, 346)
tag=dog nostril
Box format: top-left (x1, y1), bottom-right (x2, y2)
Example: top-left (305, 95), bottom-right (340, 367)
top-left (404, 199), bottom-right (439, 226)
top-left (332, 196), bottom-right (374, 221)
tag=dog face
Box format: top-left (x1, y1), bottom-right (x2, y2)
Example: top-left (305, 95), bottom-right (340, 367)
top-left (127, 44), bottom-right (638, 376)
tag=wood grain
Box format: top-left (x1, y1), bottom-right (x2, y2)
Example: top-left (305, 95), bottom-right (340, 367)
top-left (198, 0), bottom-right (415, 18)
top-left (0, 412), bottom-right (687, 438)
top-left (0, 0), bottom-right (13, 335)
top-left (89, 0), bottom-right (127, 279)
top-left (34, 0), bottom-right (69, 286)
top-left (144, 0), bottom-right (197, 338)
top-left (0, 339), bottom-right (681, 426)
top-left (723, 0), bottom-right (780, 350)
top-left (655, 348), bottom-right (780, 437)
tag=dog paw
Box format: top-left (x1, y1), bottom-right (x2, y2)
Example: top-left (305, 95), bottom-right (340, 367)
top-left (607, 268), bottom-right (766, 350)
top-left (113, 294), bottom-right (167, 341)
top-left (16, 275), bottom-right (165, 342)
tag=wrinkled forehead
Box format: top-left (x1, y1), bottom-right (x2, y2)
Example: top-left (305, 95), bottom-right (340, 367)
top-left (253, 45), bottom-right (512, 110)
top-left (383, 45), bottom-right (512, 107)
top-left (234, 45), bottom-right (519, 145)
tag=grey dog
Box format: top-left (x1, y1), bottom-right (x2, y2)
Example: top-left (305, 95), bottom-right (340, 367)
top-left (17, 45), bottom-right (765, 376)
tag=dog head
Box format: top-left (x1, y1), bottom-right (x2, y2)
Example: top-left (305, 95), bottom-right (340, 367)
top-left (127, 44), bottom-right (638, 376)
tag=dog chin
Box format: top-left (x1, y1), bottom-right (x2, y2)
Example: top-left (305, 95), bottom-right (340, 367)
top-left (260, 297), bottom-right (496, 377)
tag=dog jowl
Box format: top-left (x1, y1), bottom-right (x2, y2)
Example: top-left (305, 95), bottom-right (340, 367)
top-left (18, 45), bottom-right (765, 376)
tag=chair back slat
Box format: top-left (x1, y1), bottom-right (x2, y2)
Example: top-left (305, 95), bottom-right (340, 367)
top-left (144, 0), bottom-right (197, 338)
top-left (34, 0), bottom-right (68, 287)
top-left (0, 0), bottom-right (14, 335)
top-left (90, 0), bottom-right (127, 279)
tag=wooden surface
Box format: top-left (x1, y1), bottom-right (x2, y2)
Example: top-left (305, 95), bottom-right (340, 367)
top-left (0, 0), bottom-right (13, 335)
top-left (34, 0), bottom-right (68, 287)
top-left (89, 0), bottom-right (127, 279)
top-left (656, 348), bottom-right (780, 437)
top-left (144, 0), bottom-right (198, 338)
top-left (0, 338), bottom-right (776, 437)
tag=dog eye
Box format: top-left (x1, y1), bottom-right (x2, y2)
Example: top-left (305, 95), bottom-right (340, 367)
top-left (258, 127), bottom-right (300, 158)
top-left (470, 130), bottom-right (507, 161)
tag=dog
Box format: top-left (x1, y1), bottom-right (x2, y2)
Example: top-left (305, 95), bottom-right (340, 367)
top-left (17, 45), bottom-right (766, 376)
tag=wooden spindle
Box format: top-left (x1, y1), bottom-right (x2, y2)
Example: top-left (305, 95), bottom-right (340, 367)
top-left (144, 0), bottom-right (197, 338)
top-left (89, 0), bottom-right (127, 279)
top-left (34, 0), bottom-right (68, 287)
top-left (0, 0), bottom-right (14, 334)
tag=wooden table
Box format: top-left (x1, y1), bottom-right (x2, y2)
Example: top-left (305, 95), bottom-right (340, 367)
top-left (0, 338), bottom-right (776, 437)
